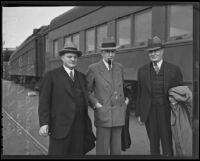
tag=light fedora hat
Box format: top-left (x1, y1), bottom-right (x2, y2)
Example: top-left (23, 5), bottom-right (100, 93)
top-left (99, 37), bottom-right (120, 50)
top-left (146, 36), bottom-right (164, 51)
top-left (59, 42), bottom-right (82, 57)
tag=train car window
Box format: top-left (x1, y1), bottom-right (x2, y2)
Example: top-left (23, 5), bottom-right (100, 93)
top-left (134, 9), bottom-right (152, 46)
top-left (72, 33), bottom-right (80, 50)
top-left (45, 35), bottom-right (49, 53)
top-left (167, 5), bottom-right (193, 41)
top-left (86, 28), bottom-right (95, 54)
top-left (116, 16), bottom-right (131, 48)
top-left (53, 40), bottom-right (59, 57)
top-left (64, 36), bottom-right (72, 46)
top-left (97, 24), bottom-right (108, 51)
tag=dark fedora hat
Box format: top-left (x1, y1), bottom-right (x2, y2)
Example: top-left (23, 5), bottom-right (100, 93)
top-left (99, 37), bottom-right (120, 50)
top-left (146, 36), bottom-right (163, 51)
top-left (59, 42), bottom-right (82, 57)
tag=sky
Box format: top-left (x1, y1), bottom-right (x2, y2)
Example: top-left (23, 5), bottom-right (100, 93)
top-left (2, 7), bottom-right (74, 48)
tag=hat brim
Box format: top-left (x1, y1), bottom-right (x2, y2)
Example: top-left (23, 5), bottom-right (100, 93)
top-left (146, 46), bottom-right (162, 51)
top-left (99, 45), bottom-right (120, 50)
top-left (59, 49), bottom-right (82, 57)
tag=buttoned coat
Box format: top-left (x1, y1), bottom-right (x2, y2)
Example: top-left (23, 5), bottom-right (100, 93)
top-left (86, 60), bottom-right (127, 127)
top-left (135, 61), bottom-right (183, 123)
top-left (38, 66), bottom-right (95, 153)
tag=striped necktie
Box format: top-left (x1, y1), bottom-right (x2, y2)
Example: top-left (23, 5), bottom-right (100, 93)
top-left (69, 70), bottom-right (74, 81)
top-left (153, 62), bottom-right (159, 74)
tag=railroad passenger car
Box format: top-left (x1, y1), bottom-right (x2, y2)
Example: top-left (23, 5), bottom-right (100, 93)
top-left (2, 48), bottom-right (15, 80)
top-left (9, 25), bottom-right (49, 89)
top-left (47, 5), bottom-right (193, 110)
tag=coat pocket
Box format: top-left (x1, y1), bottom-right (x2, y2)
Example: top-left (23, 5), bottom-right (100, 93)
top-left (94, 106), bottom-right (110, 123)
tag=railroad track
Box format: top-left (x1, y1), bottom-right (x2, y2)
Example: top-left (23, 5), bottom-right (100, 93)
top-left (3, 108), bottom-right (48, 155)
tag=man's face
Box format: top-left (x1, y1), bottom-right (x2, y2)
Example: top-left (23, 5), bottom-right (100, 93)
top-left (148, 48), bottom-right (164, 62)
top-left (61, 53), bottom-right (78, 69)
top-left (101, 50), bottom-right (116, 62)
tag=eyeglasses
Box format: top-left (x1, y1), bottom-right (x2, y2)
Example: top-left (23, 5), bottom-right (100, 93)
top-left (148, 48), bottom-right (161, 54)
top-left (102, 50), bottom-right (116, 53)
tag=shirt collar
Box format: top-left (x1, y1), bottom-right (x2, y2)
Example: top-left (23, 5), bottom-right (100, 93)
top-left (102, 59), bottom-right (112, 70)
top-left (63, 65), bottom-right (74, 76)
top-left (153, 59), bottom-right (163, 69)
top-left (157, 59), bottom-right (163, 69)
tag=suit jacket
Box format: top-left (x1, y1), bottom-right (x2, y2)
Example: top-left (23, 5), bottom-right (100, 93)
top-left (135, 61), bottom-right (183, 123)
top-left (38, 66), bottom-right (95, 152)
top-left (86, 60), bottom-right (127, 127)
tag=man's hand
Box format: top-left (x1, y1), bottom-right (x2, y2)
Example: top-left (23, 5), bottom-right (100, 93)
top-left (39, 125), bottom-right (49, 137)
top-left (95, 102), bottom-right (103, 109)
top-left (125, 97), bottom-right (129, 105)
top-left (137, 116), bottom-right (145, 126)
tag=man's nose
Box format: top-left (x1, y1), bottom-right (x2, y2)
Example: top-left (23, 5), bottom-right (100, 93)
top-left (71, 57), bottom-right (76, 61)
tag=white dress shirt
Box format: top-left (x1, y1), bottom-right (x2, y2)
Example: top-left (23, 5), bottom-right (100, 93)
top-left (63, 65), bottom-right (74, 78)
top-left (153, 59), bottom-right (163, 70)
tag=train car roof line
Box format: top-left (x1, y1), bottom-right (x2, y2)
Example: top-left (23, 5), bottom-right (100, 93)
top-left (50, 6), bottom-right (103, 31)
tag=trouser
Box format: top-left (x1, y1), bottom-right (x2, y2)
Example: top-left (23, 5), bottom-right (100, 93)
top-left (145, 103), bottom-right (173, 156)
top-left (96, 126), bottom-right (122, 155)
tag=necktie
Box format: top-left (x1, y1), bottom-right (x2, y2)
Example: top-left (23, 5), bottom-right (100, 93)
top-left (153, 62), bottom-right (159, 74)
top-left (69, 70), bottom-right (74, 81)
top-left (108, 60), bottom-right (112, 71)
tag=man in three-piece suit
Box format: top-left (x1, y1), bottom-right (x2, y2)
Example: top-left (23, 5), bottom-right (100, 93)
top-left (38, 42), bottom-right (95, 155)
top-left (135, 36), bottom-right (183, 156)
top-left (86, 38), bottom-right (129, 155)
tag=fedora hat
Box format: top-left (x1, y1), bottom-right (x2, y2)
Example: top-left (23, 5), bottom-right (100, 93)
top-left (146, 36), bottom-right (163, 51)
top-left (99, 37), bottom-right (120, 50)
top-left (59, 42), bottom-right (82, 57)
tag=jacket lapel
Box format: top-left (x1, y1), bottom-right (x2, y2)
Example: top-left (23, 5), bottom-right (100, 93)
top-left (163, 61), bottom-right (170, 94)
top-left (145, 63), bottom-right (151, 92)
top-left (98, 61), bottom-right (112, 86)
top-left (75, 70), bottom-right (88, 106)
top-left (60, 66), bottom-right (74, 98)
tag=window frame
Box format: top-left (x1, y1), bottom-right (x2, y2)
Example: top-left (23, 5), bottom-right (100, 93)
top-left (166, 5), bottom-right (193, 42)
top-left (85, 27), bottom-right (96, 55)
top-left (116, 15), bottom-right (132, 49)
top-left (72, 32), bottom-right (80, 50)
top-left (96, 23), bottom-right (108, 52)
top-left (133, 8), bottom-right (152, 46)
top-left (64, 36), bottom-right (72, 46)
top-left (53, 39), bottom-right (59, 57)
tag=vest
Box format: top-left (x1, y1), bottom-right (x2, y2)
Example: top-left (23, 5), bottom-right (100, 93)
top-left (150, 63), bottom-right (165, 105)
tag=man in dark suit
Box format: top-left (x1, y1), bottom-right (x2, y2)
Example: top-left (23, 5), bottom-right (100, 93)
top-left (135, 36), bottom-right (183, 156)
top-left (38, 42), bottom-right (95, 155)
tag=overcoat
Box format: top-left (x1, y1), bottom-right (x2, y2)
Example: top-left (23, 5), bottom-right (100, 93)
top-left (86, 60), bottom-right (127, 127)
top-left (169, 86), bottom-right (192, 156)
top-left (38, 66), bottom-right (95, 153)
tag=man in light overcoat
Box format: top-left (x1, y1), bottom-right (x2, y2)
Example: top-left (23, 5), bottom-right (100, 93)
top-left (86, 37), bottom-right (129, 155)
